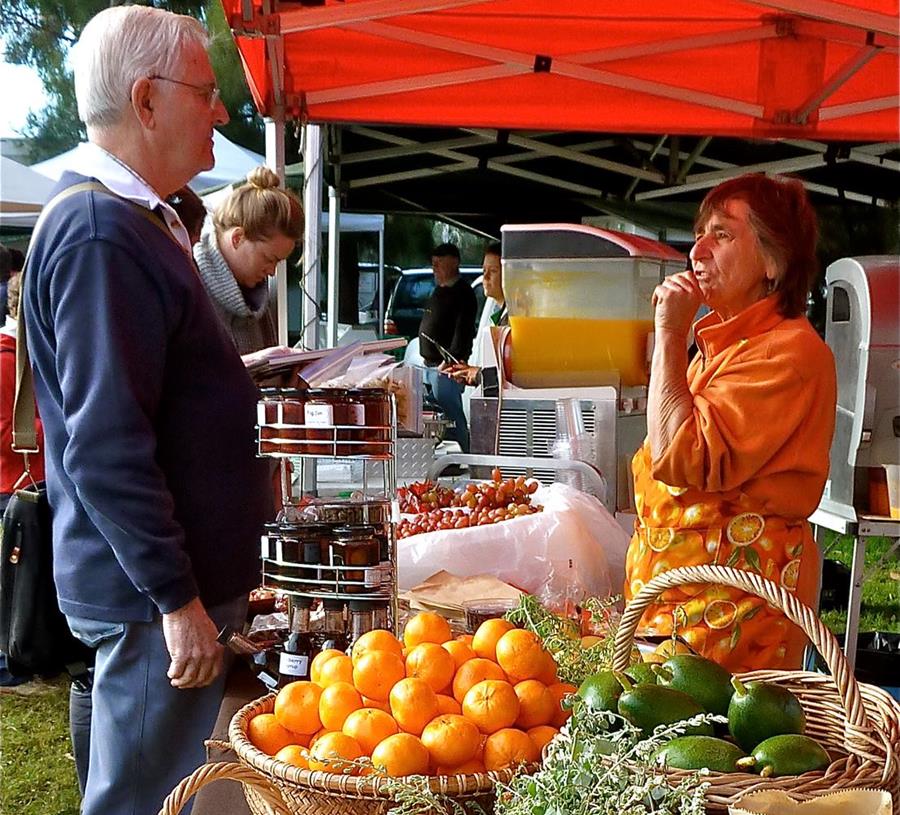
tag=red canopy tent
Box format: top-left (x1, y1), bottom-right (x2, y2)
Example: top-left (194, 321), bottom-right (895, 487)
top-left (223, 0), bottom-right (898, 141)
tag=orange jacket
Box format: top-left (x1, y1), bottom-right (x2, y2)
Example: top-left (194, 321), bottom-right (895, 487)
top-left (651, 295), bottom-right (836, 520)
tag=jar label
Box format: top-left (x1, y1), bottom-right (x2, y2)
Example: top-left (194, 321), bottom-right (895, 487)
top-left (261, 537), bottom-right (272, 559)
top-left (365, 562), bottom-right (393, 588)
top-left (279, 652), bottom-right (309, 677)
top-left (305, 403), bottom-right (334, 427)
top-left (349, 404), bottom-right (366, 425)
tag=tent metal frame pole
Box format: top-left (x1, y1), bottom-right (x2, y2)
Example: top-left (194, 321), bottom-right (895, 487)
top-left (279, 0), bottom-right (482, 34)
top-left (264, 116), bottom-right (288, 345)
top-left (378, 229), bottom-right (385, 336)
top-left (326, 185), bottom-right (340, 348)
top-left (302, 124), bottom-right (323, 351)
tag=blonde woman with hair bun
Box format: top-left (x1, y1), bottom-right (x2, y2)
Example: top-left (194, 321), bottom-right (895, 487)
top-left (194, 165), bottom-right (304, 354)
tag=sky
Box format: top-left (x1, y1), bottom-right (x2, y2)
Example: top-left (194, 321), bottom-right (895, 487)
top-left (0, 54), bottom-right (49, 139)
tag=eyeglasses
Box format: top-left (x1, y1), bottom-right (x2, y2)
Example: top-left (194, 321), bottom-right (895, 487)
top-left (149, 75), bottom-right (221, 108)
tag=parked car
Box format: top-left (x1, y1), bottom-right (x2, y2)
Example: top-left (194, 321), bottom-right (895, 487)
top-left (383, 267), bottom-right (484, 339)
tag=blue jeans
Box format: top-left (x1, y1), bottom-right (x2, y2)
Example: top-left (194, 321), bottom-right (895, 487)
top-left (424, 366), bottom-right (469, 452)
top-left (67, 595), bottom-right (247, 815)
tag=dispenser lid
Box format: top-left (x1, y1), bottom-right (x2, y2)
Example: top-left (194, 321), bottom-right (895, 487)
top-left (502, 223), bottom-right (684, 262)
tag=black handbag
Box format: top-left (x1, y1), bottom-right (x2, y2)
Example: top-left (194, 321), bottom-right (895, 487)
top-left (0, 483), bottom-right (90, 674)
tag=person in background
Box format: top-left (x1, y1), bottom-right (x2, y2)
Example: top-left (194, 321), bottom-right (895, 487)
top-left (624, 173), bottom-right (836, 672)
top-left (445, 241), bottom-right (506, 387)
top-left (193, 166), bottom-right (303, 355)
top-left (419, 242), bottom-right (478, 451)
top-left (21, 7), bottom-right (271, 815)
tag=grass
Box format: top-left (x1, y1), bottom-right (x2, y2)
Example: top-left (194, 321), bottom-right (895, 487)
top-left (0, 677), bottom-right (81, 815)
top-left (0, 538), bottom-right (895, 813)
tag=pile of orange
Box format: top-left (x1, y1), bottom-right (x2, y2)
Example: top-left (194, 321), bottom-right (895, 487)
top-left (247, 612), bottom-right (575, 778)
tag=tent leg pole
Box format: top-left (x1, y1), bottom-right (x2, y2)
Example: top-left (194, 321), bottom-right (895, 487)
top-left (327, 185), bottom-right (340, 348)
top-left (265, 116), bottom-right (288, 345)
top-left (302, 124), bottom-right (323, 351)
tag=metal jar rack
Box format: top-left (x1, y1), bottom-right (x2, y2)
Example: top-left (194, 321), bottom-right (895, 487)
top-left (255, 388), bottom-right (399, 635)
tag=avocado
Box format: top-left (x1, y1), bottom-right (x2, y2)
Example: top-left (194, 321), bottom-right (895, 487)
top-left (653, 655), bottom-right (733, 715)
top-left (727, 678), bottom-right (805, 752)
top-left (577, 670), bottom-right (623, 714)
top-left (735, 734), bottom-right (830, 777)
top-left (625, 662), bottom-right (659, 685)
top-left (616, 674), bottom-right (713, 737)
top-left (654, 735), bottom-right (747, 773)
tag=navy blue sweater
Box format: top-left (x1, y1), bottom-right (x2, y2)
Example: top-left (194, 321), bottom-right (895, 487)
top-left (23, 175), bottom-right (271, 623)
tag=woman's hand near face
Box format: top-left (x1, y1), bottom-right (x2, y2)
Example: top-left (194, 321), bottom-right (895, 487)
top-left (652, 271), bottom-right (704, 337)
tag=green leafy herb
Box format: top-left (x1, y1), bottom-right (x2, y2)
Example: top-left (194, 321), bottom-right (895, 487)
top-left (495, 696), bottom-right (713, 815)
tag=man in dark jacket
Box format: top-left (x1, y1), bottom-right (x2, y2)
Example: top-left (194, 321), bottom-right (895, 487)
top-left (21, 7), bottom-right (271, 814)
top-left (418, 242), bottom-right (477, 451)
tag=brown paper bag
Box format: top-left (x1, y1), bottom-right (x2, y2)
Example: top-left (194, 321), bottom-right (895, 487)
top-left (729, 789), bottom-right (891, 815)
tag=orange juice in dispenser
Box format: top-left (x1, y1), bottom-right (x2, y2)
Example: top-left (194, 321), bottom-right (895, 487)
top-left (501, 224), bottom-right (685, 388)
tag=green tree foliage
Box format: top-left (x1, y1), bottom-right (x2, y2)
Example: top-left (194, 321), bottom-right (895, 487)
top-left (0, 0), bottom-right (262, 162)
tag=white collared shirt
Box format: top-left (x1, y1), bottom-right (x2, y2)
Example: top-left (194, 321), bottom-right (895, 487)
top-left (67, 142), bottom-right (192, 254)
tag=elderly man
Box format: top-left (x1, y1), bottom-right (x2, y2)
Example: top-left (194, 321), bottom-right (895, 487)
top-left (21, 7), bottom-right (271, 814)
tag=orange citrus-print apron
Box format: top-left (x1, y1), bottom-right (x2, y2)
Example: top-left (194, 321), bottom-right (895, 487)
top-left (624, 344), bottom-right (821, 673)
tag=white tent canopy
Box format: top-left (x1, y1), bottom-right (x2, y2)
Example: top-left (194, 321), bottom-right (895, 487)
top-left (0, 156), bottom-right (57, 228)
top-left (32, 130), bottom-right (264, 193)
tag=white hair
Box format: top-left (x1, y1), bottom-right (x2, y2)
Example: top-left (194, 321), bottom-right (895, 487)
top-left (72, 6), bottom-right (209, 129)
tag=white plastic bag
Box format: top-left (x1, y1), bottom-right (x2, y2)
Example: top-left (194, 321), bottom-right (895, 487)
top-left (397, 483), bottom-right (630, 606)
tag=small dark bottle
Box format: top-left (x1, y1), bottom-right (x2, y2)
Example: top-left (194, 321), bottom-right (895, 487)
top-left (217, 626), bottom-right (278, 692)
top-left (276, 598), bottom-right (314, 687)
top-left (348, 600), bottom-right (374, 645)
top-left (319, 599), bottom-right (348, 653)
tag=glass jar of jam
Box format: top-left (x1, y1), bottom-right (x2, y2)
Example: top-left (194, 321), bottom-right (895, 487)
top-left (302, 389), bottom-right (344, 455)
top-left (354, 388), bottom-right (391, 457)
top-left (327, 525), bottom-right (379, 594)
top-left (339, 391), bottom-right (367, 456)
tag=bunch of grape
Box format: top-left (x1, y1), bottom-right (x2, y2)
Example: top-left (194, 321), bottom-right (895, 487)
top-left (396, 469), bottom-right (541, 539)
top-left (396, 481), bottom-right (458, 514)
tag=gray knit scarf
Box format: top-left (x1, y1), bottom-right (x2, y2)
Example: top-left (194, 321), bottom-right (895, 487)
top-left (193, 223), bottom-right (276, 355)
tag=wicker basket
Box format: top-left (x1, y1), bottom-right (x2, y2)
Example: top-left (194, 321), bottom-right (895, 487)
top-left (159, 693), bottom-right (519, 815)
top-left (612, 564), bottom-right (900, 813)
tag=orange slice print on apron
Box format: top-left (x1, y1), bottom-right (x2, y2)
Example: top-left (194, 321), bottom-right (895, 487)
top-left (665, 483), bottom-right (689, 497)
top-left (703, 599), bottom-right (737, 630)
top-left (647, 528), bottom-right (675, 552)
top-left (780, 559), bottom-right (801, 591)
top-left (725, 512), bottom-right (765, 546)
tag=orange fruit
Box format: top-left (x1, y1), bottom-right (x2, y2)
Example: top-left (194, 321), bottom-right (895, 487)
top-left (308, 732), bottom-right (363, 774)
top-left (247, 713), bottom-right (300, 756)
top-left (273, 744), bottom-right (309, 769)
top-left (318, 681), bottom-right (363, 732)
top-left (274, 681), bottom-right (323, 736)
top-left (405, 642), bottom-right (456, 693)
top-left (403, 611), bottom-right (452, 648)
top-left (483, 727), bottom-right (539, 771)
top-left (350, 629), bottom-right (404, 665)
top-left (443, 639), bottom-right (477, 670)
top-left (389, 677), bottom-right (439, 735)
top-left (342, 707), bottom-right (399, 755)
top-left (371, 733), bottom-right (430, 777)
top-left (526, 724), bottom-right (558, 755)
top-left (536, 653), bottom-right (558, 686)
top-left (495, 629), bottom-right (547, 682)
top-left (421, 714), bottom-right (481, 768)
top-left (456, 634), bottom-right (475, 646)
top-left (436, 694), bottom-right (462, 715)
top-left (471, 618), bottom-right (515, 661)
top-left (310, 649), bottom-right (345, 684)
top-left (309, 728), bottom-right (331, 748)
top-left (362, 695), bottom-right (391, 713)
top-left (513, 680), bottom-right (555, 729)
top-left (435, 758), bottom-right (486, 776)
top-left (462, 680), bottom-right (520, 734)
top-left (452, 658), bottom-right (507, 703)
top-left (352, 651), bottom-right (406, 702)
top-left (546, 683), bottom-right (577, 728)
top-left (317, 654), bottom-right (354, 688)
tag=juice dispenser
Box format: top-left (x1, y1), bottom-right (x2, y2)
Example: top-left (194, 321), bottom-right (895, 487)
top-left (502, 223), bottom-right (684, 388)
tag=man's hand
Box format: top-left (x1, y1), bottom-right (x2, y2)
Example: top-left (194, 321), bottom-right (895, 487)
top-left (241, 345), bottom-right (294, 369)
top-left (443, 363), bottom-right (480, 386)
top-left (162, 597), bottom-right (224, 689)
top-left (652, 271), bottom-right (704, 338)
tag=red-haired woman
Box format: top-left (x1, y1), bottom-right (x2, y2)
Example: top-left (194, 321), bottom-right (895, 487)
top-left (625, 173), bottom-right (837, 672)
